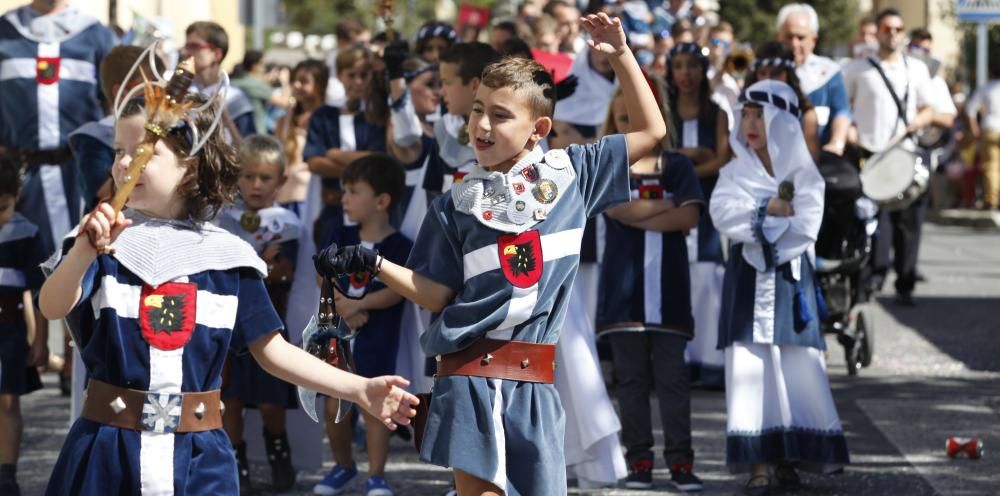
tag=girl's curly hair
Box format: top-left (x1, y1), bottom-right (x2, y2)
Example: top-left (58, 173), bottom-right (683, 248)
top-left (118, 96), bottom-right (240, 222)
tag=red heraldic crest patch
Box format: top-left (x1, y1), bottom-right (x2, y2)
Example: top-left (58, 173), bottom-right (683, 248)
top-left (140, 282), bottom-right (197, 351)
top-left (638, 184), bottom-right (664, 199)
top-left (36, 57), bottom-right (60, 85)
top-left (349, 271), bottom-right (370, 289)
top-left (498, 230), bottom-right (543, 288)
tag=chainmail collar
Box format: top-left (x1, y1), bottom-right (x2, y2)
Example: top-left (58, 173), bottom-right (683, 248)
top-left (451, 147), bottom-right (576, 233)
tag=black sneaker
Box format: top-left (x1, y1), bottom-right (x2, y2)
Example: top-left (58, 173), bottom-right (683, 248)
top-left (669, 462), bottom-right (703, 492)
top-left (625, 458), bottom-right (653, 489)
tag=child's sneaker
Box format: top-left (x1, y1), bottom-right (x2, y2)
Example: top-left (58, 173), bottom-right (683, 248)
top-left (625, 458), bottom-right (654, 489)
top-left (313, 464), bottom-right (358, 495)
top-left (669, 462), bottom-right (704, 492)
top-left (365, 475), bottom-right (393, 496)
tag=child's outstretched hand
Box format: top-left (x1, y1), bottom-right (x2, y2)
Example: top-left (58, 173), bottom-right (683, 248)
top-left (581, 13), bottom-right (627, 56)
top-left (358, 375), bottom-right (419, 430)
top-left (79, 202), bottom-right (132, 254)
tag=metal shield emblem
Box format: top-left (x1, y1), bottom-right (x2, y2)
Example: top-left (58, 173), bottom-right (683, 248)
top-left (36, 57), bottom-right (60, 85)
top-left (497, 229), bottom-right (543, 288)
top-left (139, 282), bottom-right (197, 351)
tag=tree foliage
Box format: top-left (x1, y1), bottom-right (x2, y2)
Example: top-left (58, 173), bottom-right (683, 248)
top-left (719, 0), bottom-right (859, 57)
top-left (283, 0), bottom-right (443, 40)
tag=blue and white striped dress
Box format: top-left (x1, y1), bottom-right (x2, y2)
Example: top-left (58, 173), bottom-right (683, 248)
top-left (45, 219), bottom-right (283, 495)
top-left (408, 135), bottom-right (630, 495)
top-left (0, 213), bottom-right (45, 395)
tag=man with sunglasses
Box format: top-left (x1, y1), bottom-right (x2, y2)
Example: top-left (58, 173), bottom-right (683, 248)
top-left (776, 3), bottom-right (852, 156)
top-left (843, 8), bottom-right (937, 307)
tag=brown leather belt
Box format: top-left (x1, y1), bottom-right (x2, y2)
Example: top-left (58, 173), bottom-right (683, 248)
top-left (81, 379), bottom-right (224, 433)
top-left (11, 148), bottom-right (73, 169)
top-left (0, 294), bottom-right (24, 324)
top-left (436, 339), bottom-right (556, 384)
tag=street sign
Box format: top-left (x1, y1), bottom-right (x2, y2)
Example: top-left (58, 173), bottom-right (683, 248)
top-left (956, 0), bottom-right (1000, 22)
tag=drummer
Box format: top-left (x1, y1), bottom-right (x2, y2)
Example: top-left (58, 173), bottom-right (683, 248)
top-left (842, 7), bottom-right (936, 306)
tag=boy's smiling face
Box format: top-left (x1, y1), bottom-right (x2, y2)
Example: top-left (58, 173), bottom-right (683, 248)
top-left (469, 85), bottom-right (551, 171)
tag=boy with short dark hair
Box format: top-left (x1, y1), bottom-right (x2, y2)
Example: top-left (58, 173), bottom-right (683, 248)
top-left (408, 42), bottom-right (501, 194)
top-left (317, 14), bottom-right (666, 495)
top-left (0, 157), bottom-right (49, 496)
top-left (314, 154), bottom-right (412, 496)
top-left (215, 135), bottom-right (301, 493)
top-left (183, 21), bottom-right (257, 138)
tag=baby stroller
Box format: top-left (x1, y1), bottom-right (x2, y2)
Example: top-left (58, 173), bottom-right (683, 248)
top-left (814, 152), bottom-right (878, 375)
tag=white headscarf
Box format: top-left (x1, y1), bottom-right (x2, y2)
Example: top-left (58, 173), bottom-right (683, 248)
top-left (710, 79), bottom-right (825, 273)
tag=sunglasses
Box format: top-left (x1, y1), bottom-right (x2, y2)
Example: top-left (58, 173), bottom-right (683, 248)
top-left (183, 41), bottom-right (214, 52)
top-left (711, 37), bottom-right (731, 50)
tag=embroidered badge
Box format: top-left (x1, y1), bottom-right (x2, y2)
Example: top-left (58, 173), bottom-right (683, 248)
top-left (498, 230), bottom-right (543, 288)
top-left (482, 211), bottom-right (493, 221)
top-left (142, 392), bottom-right (183, 433)
top-left (638, 184), bottom-right (665, 199)
top-left (532, 179), bottom-right (558, 204)
top-left (543, 149), bottom-right (571, 170)
top-left (512, 182), bottom-right (526, 195)
top-left (36, 57), bottom-right (60, 85)
top-left (240, 211), bottom-right (261, 232)
top-left (139, 282), bottom-right (197, 351)
top-left (349, 271), bottom-right (370, 289)
top-left (521, 165), bottom-right (540, 182)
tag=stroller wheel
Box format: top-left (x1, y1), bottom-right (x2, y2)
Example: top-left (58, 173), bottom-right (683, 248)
top-left (854, 307), bottom-right (874, 368)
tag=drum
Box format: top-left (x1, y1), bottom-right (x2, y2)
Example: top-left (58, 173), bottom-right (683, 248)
top-left (859, 140), bottom-right (928, 211)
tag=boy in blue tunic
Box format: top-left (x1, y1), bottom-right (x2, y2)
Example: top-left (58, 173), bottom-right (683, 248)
top-left (0, 157), bottom-right (49, 496)
top-left (38, 92), bottom-right (417, 495)
top-left (215, 135), bottom-right (301, 493)
top-left (599, 150), bottom-right (704, 491)
top-left (0, 0), bottom-right (115, 258)
top-left (314, 154), bottom-right (412, 496)
top-left (315, 13), bottom-right (666, 495)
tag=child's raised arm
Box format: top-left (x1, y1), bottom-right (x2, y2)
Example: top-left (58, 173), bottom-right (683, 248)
top-left (581, 13), bottom-right (666, 164)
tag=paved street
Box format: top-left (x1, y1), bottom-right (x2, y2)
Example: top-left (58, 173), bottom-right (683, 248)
top-left (18, 222), bottom-right (1000, 495)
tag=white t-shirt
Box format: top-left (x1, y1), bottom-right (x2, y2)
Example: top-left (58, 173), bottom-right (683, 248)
top-left (844, 54), bottom-right (934, 152)
top-left (967, 80), bottom-right (1000, 133)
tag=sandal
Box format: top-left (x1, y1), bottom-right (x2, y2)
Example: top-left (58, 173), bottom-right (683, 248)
top-left (743, 474), bottom-right (771, 496)
top-left (774, 464), bottom-right (801, 490)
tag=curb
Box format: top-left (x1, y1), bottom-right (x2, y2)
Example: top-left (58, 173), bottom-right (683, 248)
top-left (928, 209), bottom-right (1000, 230)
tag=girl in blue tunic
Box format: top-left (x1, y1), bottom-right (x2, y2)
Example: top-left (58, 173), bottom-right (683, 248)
top-left (666, 43), bottom-right (730, 386)
top-left (710, 80), bottom-right (849, 495)
top-left (37, 96), bottom-right (417, 496)
top-left (0, 158), bottom-right (49, 496)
